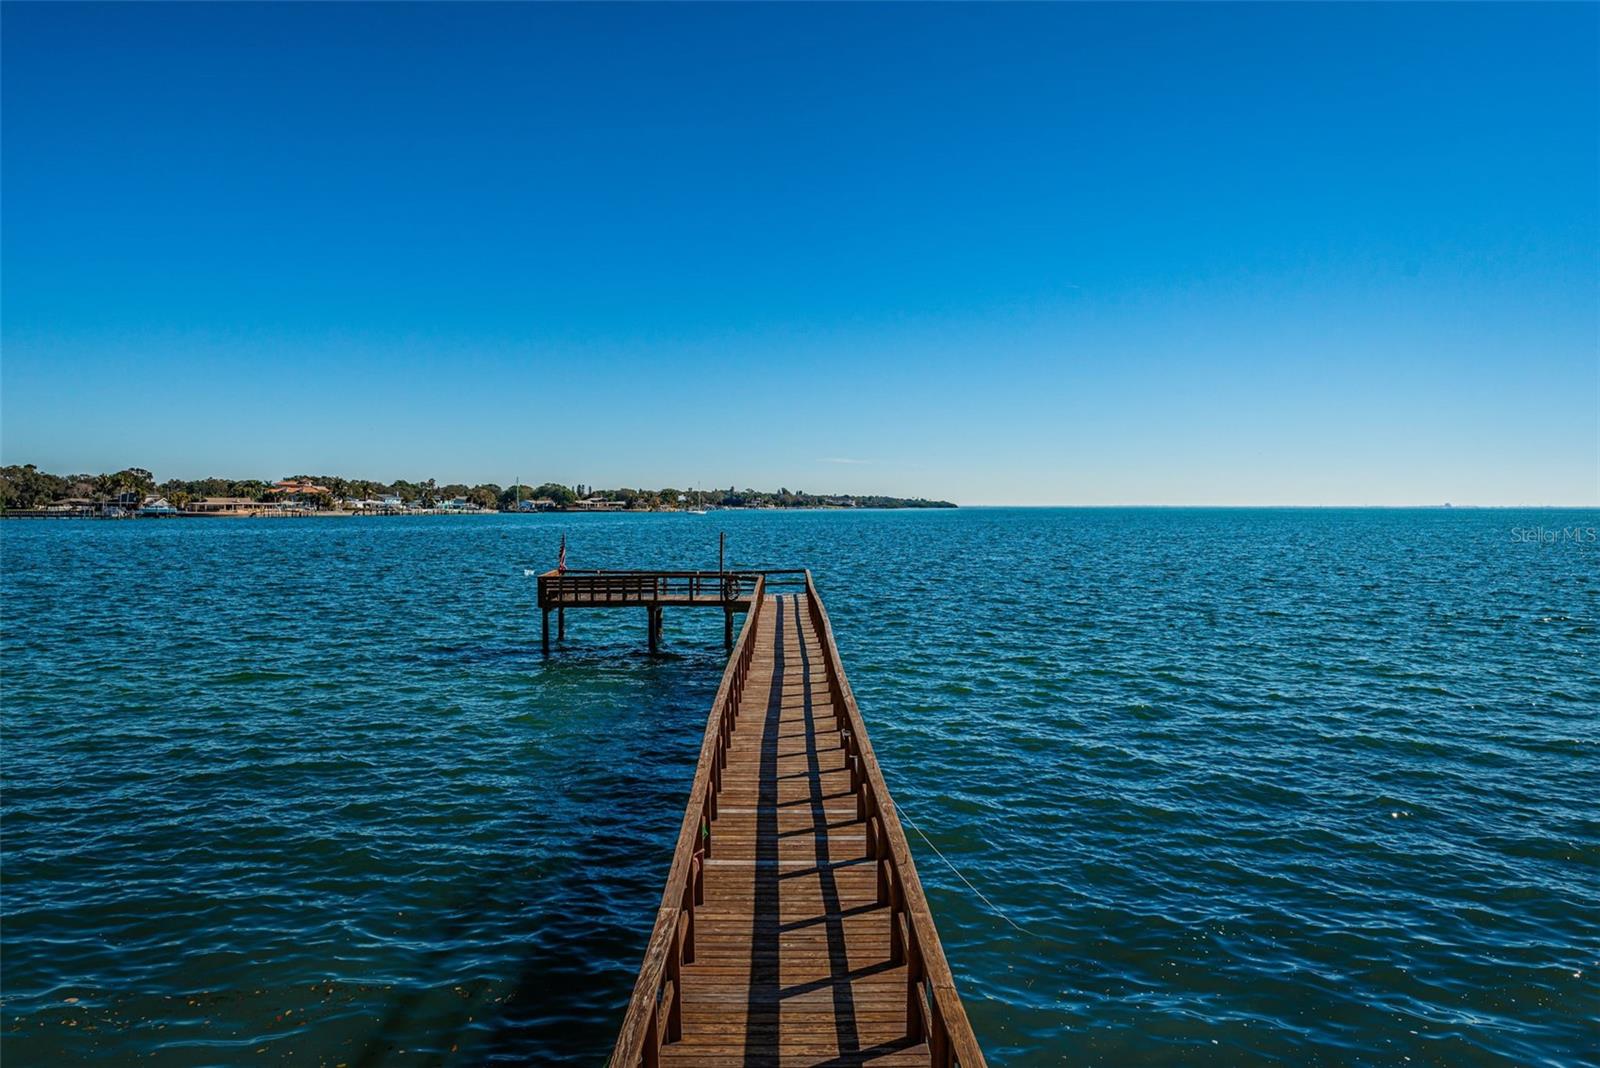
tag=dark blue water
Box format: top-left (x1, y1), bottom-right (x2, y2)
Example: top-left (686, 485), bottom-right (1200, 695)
top-left (2, 509), bottom-right (1597, 1065)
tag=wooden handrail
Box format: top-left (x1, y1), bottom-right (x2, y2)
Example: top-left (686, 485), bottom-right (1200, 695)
top-left (609, 574), bottom-right (767, 1067)
top-left (803, 570), bottom-right (987, 1067)
top-left (536, 569), bottom-right (762, 578)
top-left (535, 568), bottom-right (804, 581)
top-left (538, 570), bottom-right (758, 607)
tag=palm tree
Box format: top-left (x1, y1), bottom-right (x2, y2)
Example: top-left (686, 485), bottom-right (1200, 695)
top-left (92, 473), bottom-right (120, 501)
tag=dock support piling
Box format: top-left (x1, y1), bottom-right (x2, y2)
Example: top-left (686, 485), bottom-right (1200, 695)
top-left (557, 608), bottom-right (565, 642)
top-left (724, 609), bottom-right (734, 652)
top-left (648, 607), bottom-right (663, 653)
top-left (542, 609), bottom-right (550, 654)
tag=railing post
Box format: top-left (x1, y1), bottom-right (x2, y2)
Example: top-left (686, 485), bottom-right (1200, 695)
top-left (665, 953), bottom-right (682, 1043)
top-left (930, 995), bottom-right (951, 1066)
top-left (643, 1005), bottom-right (659, 1068)
top-left (906, 933), bottom-right (925, 1043)
top-left (681, 886), bottom-right (696, 964)
top-left (852, 758), bottom-right (866, 820)
top-left (888, 877), bottom-right (905, 964)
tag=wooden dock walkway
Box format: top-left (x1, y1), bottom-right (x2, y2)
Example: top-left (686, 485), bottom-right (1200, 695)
top-left (541, 570), bottom-right (984, 1067)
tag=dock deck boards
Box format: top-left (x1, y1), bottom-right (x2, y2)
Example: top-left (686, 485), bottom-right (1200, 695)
top-left (586, 569), bottom-right (986, 1067)
top-left (661, 594), bottom-right (930, 1065)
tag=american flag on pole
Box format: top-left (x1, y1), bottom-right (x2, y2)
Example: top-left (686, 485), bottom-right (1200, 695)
top-left (558, 535), bottom-right (567, 573)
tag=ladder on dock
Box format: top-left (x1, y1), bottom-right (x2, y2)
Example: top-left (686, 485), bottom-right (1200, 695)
top-left (597, 571), bottom-right (986, 1067)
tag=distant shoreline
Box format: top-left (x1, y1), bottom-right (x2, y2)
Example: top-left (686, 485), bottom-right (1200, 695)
top-left (0, 504), bottom-right (956, 520)
top-left (0, 465), bottom-right (956, 517)
top-left (9, 503), bottom-right (1600, 519)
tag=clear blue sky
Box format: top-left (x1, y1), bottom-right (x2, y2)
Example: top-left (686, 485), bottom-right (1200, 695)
top-left (3, 3), bottom-right (1595, 505)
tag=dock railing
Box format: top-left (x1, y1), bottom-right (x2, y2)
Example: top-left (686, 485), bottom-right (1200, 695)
top-left (539, 569), bottom-right (758, 606)
top-left (803, 569), bottom-right (987, 1067)
top-left (609, 573), bottom-right (768, 1068)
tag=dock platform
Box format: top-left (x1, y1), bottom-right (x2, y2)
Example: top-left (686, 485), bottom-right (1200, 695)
top-left (537, 569), bottom-right (760, 652)
top-left (552, 570), bottom-right (985, 1067)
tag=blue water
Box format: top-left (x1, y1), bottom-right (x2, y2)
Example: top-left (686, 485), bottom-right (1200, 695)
top-left (2, 509), bottom-right (1596, 1065)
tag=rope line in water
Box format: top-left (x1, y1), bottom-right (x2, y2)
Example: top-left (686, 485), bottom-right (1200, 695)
top-left (892, 798), bottom-right (1034, 935)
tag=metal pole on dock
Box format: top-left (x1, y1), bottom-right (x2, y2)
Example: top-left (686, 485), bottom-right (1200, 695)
top-left (720, 531), bottom-right (733, 650)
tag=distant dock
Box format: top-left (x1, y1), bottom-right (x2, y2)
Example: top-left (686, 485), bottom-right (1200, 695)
top-left (540, 568), bottom-right (985, 1066)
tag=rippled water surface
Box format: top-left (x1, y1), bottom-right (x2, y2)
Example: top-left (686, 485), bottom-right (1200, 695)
top-left (3, 509), bottom-right (1597, 1065)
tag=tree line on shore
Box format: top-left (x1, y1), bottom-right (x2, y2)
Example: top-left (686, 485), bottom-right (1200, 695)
top-left (0, 465), bottom-right (955, 511)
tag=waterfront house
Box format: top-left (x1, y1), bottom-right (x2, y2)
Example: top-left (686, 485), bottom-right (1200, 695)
top-left (572, 496), bottom-right (625, 511)
top-left (345, 496), bottom-right (403, 513)
top-left (267, 480), bottom-right (332, 506)
top-left (44, 497), bottom-right (98, 515)
top-left (184, 497), bottom-right (259, 515)
top-left (139, 495), bottom-right (179, 516)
